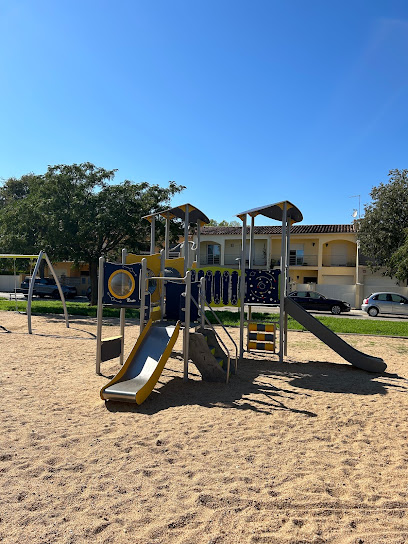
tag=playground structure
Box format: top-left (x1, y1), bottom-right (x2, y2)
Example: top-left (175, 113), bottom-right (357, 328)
top-left (236, 202), bottom-right (386, 374)
top-left (0, 251), bottom-right (70, 334)
top-left (97, 204), bottom-right (238, 404)
top-left (96, 200), bottom-right (386, 405)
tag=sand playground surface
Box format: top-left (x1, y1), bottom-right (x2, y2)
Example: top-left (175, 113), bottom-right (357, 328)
top-left (1, 311), bottom-right (408, 544)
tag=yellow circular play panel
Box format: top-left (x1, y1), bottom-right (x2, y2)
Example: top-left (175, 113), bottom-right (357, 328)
top-left (107, 269), bottom-right (135, 299)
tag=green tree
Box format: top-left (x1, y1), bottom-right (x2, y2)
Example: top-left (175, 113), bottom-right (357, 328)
top-left (389, 228), bottom-right (408, 283)
top-left (0, 163), bottom-right (185, 304)
top-left (0, 173), bottom-right (43, 255)
top-left (358, 169), bottom-right (408, 280)
top-left (0, 173), bottom-right (49, 276)
top-left (207, 219), bottom-right (240, 227)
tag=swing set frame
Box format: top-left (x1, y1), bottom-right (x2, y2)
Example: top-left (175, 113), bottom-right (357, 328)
top-left (0, 250), bottom-right (69, 334)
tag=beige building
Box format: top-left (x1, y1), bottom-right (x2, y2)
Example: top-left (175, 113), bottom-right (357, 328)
top-left (8, 224), bottom-right (404, 305)
top-left (42, 262), bottom-right (91, 296)
top-left (195, 224), bottom-right (407, 308)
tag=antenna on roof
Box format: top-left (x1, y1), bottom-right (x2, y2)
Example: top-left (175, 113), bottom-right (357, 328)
top-left (349, 195), bottom-right (361, 219)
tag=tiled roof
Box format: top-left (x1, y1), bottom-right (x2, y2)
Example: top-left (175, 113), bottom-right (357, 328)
top-left (200, 224), bottom-right (357, 236)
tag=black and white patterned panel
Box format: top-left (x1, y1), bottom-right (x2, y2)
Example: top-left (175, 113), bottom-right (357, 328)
top-left (244, 269), bottom-right (280, 304)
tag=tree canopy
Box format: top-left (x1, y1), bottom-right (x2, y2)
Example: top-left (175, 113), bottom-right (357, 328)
top-left (389, 228), bottom-right (408, 283)
top-left (208, 219), bottom-right (240, 227)
top-left (359, 169), bottom-right (408, 281)
top-left (0, 163), bottom-right (185, 303)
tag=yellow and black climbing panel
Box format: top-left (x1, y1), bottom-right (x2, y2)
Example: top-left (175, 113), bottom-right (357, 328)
top-left (247, 322), bottom-right (276, 353)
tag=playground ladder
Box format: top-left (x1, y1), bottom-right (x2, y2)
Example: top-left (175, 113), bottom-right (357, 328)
top-left (247, 322), bottom-right (276, 353)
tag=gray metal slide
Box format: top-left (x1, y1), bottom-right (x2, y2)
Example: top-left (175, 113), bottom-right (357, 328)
top-left (101, 320), bottom-right (180, 404)
top-left (284, 297), bottom-right (386, 373)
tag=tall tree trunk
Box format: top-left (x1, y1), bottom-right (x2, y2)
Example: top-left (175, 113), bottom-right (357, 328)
top-left (89, 259), bottom-right (99, 306)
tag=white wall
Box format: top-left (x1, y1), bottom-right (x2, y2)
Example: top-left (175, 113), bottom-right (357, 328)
top-left (0, 275), bottom-right (22, 291)
top-left (363, 272), bottom-right (402, 287)
top-left (321, 274), bottom-right (354, 285)
top-left (0, 274), bottom-right (91, 296)
top-left (224, 240), bottom-right (241, 265)
top-left (362, 284), bottom-right (408, 299)
top-left (361, 270), bottom-right (408, 298)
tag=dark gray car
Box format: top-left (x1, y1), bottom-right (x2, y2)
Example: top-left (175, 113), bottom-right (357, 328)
top-left (20, 277), bottom-right (77, 299)
top-left (288, 291), bottom-right (351, 314)
top-left (361, 292), bottom-right (408, 317)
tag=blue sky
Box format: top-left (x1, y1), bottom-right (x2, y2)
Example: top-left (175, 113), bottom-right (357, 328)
top-left (1, 1), bottom-right (407, 225)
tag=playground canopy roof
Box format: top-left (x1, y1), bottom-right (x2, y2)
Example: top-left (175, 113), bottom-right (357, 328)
top-left (237, 201), bottom-right (303, 224)
top-left (143, 203), bottom-right (210, 225)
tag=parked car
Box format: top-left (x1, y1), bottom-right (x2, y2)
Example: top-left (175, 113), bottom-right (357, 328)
top-left (19, 277), bottom-right (77, 299)
top-left (361, 292), bottom-right (408, 317)
top-left (288, 291), bottom-right (351, 314)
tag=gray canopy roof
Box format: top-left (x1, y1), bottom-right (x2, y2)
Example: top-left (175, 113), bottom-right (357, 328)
top-left (143, 203), bottom-right (210, 225)
top-left (237, 201), bottom-right (303, 224)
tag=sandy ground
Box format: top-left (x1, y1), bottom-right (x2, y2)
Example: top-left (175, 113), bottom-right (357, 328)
top-left (1, 311), bottom-right (408, 544)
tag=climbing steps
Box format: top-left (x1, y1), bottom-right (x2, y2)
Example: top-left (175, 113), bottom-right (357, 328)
top-left (247, 322), bottom-right (276, 353)
top-left (207, 337), bottom-right (226, 371)
top-left (189, 327), bottom-right (231, 382)
top-left (200, 327), bottom-right (233, 374)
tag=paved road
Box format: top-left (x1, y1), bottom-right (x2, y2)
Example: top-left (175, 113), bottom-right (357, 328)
top-left (245, 305), bottom-right (368, 319)
top-left (214, 304), bottom-right (408, 322)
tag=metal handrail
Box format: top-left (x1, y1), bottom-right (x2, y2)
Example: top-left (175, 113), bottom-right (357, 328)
top-left (144, 273), bottom-right (236, 382)
top-left (142, 269), bottom-right (192, 382)
top-left (147, 276), bottom-right (187, 282)
top-left (190, 294), bottom-right (232, 384)
top-left (192, 289), bottom-right (238, 372)
top-left (199, 293), bottom-right (238, 372)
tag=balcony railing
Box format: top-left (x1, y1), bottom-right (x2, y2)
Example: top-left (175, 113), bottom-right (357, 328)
top-left (200, 253), bottom-right (268, 267)
top-left (206, 255), bottom-right (220, 265)
top-left (200, 253), bottom-right (357, 268)
top-left (270, 254), bottom-right (318, 267)
top-left (322, 256), bottom-right (356, 267)
top-left (224, 253), bottom-right (266, 266)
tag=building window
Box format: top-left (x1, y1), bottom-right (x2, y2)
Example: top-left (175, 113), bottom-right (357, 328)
top-left (207, 244), bottom-right (220, 265)
top-left (289, 249), bottom-right (304, 265)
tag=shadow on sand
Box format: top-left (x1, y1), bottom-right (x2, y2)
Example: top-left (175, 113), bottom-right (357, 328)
top-left (286, 360), bottom-right (405, 395)
top-left (104, 354), bottom-right (406, 416)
